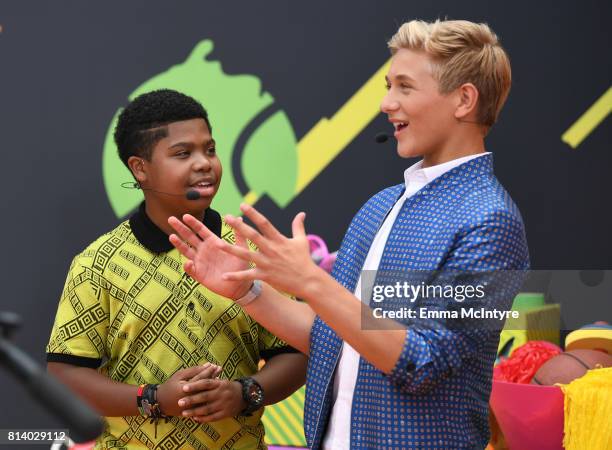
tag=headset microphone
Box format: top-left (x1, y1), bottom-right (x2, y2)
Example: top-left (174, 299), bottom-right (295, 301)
top-left (185, 190), bottom-right (201, 200)
top-left (121, 182), bottom-right (203, 201)
top-left (374, 132), bottom-right (390, 143)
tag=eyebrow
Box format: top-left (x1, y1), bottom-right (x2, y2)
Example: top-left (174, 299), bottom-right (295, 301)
top-left (385, 74), bottom-right (416, 83)
top-left (169, 139), bottom-right (216, 149)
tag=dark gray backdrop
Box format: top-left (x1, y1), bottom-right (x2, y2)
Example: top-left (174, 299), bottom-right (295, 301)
top-left (0, 0), bottom-right (610, 438)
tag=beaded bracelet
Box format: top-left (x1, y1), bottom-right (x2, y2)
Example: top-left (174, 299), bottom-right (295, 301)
top-left (136, 383), bottom-right (167, 438)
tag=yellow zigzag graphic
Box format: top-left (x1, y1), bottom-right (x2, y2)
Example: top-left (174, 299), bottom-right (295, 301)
top-left (562, 86), bottom-right (612, 148)
top-left (244, 59), bottom-right (392, 205)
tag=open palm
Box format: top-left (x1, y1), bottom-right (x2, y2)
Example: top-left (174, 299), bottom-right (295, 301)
top-left (168, 215), bottom-right (251, 300)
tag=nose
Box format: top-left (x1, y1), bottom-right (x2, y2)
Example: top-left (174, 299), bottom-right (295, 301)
top-left (380, 89), bottom-right (399, 114)
top-left (192, 152), bottom-right (212, 171)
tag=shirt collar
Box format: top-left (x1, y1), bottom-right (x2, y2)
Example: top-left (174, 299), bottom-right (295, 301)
top-left (129, 202), bottom-right (222, 253)
top-left (403, 152), bottom-right (491, 192)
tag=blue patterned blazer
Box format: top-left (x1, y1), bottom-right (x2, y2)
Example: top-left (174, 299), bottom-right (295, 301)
top-left (304, 154), bottom-right (529, 449)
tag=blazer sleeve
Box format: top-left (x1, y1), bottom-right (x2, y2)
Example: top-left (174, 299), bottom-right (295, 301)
top-left (387, 208), bottom-right (530, 394)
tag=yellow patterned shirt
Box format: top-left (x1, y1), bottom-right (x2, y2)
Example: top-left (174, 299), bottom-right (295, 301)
top-left (47, 205), bottom-right (292, 449)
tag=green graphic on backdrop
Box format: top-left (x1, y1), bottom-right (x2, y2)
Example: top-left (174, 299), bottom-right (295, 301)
top-left (102, 40), bottom-right (298, 218)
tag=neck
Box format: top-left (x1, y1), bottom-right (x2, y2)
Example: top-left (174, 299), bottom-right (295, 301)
top-left (144, 200), bottom-right (205, 236)
top-left (421, 127), bottom-right (486, 168)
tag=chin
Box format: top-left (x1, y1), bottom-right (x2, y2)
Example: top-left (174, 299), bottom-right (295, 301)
top-left (396, 141), bottom-right (423, 159)
top-left (184, 199), bottom-right (212, 215)
top-left (192, 198), bottom-right (213, 210)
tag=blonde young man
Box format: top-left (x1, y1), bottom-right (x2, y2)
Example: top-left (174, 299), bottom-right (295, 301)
top-left (168, 20), bottom-right (529, 449)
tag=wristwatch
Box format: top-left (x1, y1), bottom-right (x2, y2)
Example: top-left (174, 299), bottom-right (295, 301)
top-left (235, 280), bottom-right (262, 306)
top-left (237, 377), bottom-right (264, 416)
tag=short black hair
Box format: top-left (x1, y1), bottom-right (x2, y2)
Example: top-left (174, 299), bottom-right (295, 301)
top-left (114, 89), bottom-right (211, 167)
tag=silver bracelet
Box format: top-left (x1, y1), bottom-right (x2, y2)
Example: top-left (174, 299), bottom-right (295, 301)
top-left (235, 280), bottom-right (263, 306)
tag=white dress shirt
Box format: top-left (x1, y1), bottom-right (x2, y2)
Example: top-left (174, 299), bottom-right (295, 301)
top-left (322, 152), bottom-right (490, 450)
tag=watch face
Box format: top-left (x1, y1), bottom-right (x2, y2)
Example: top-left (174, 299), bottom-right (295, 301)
top-left (248, 383), bottom-right (263, 403)
top-left (239, 378), bottom-right (264, 415)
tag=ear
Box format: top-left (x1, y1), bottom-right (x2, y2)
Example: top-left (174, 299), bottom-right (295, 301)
top-left (127, 156), bottom-right (147, 183)
top-left (454, 83), bottom-right (479, 121)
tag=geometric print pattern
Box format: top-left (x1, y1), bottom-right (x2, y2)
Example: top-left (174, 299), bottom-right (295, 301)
top-left (47, 217), bottom-right (286, 449)
top-left (304, 154), bottom-right (530, 449)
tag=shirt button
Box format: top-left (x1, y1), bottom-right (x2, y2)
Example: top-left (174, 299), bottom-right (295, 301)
top-left (187, 302), bottom-right (195, 310)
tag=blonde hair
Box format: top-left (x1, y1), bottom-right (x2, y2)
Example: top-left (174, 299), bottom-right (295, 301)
top-left (388, 19), bottom-right (511, 127)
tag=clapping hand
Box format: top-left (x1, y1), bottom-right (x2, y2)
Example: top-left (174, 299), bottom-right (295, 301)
top-left (168, 204), bottom-right (322, 301)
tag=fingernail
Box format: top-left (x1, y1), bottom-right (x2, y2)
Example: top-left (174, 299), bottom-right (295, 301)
top-left (179, 400), bottom-right (185, 407)
top-left (183, 385), bottom-right (190, 392)
top-left (182, 411), bottom-right (189, 417)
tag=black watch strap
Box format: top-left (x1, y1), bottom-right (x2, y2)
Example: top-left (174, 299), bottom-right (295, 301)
top-left (237, 377), bottom-right (264, 416)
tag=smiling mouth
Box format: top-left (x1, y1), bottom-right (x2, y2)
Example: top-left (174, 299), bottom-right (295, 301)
top-left (394, 122), bottom-right (409, 132)
top-left (192, 181), bottom-right (215, 188)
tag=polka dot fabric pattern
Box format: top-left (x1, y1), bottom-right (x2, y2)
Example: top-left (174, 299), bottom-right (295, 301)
top-left (304, 154), bottom-right (530, 449)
